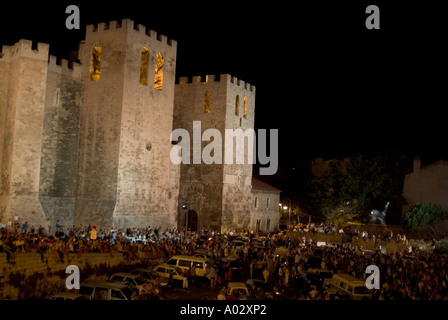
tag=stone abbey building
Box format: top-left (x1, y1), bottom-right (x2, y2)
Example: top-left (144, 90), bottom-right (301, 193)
top-left (0, 19), bottom-right (280, 234)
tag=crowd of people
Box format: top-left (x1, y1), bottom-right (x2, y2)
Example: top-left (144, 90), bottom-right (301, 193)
top-left (0, 221), bottom-right (447, 300)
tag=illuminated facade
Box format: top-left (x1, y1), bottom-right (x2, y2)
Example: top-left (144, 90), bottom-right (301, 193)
top-left (0, 19), bottom-right (279, 233)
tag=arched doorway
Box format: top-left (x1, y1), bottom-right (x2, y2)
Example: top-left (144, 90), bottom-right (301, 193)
top-left (185, 210), bottom-right (198, 232)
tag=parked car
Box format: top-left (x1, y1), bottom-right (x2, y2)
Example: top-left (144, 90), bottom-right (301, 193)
top-left (153, 263), bottom-right (188, 287)
top-left (108, 272), bottom-right (148, 290)
top-left (245, 278), bottom-right (271, 292)
top-left (230, 240), bottom-right (245, 253)
top-left (78, 281), bottom-right (134, 300)
top-left (164, 255), bottom-right (210, 277)
top-left (193, 249), bottom-right (213, 260)
top-left (130, 268), bottom-right (168, 287)
top-left (328, 273), bottom-right (372, 300)
top-left (245, 278), bottom-right (271, 298)
top-left (293, 269), bottom-right (333, 292)
top-left (226, 282), bottom-right (250, 299)
top-left (250, 237), bottom-right (267, 253)
top-left (219, 257), bottom-right (243, 275)
top-left (48, 292), bottom-right (89, 301)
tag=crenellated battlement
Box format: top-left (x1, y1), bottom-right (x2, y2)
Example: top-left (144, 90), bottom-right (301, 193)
top-left (176, 74), bottom-right (255, 92)
top-left (86, 18), bottom-right (176, 48)
top-left (47, 55), bottom-right (82, 79)
top-left (229, 75), bottom-right (256, 92)
top-left (0, 39), bottom-right (49, 62)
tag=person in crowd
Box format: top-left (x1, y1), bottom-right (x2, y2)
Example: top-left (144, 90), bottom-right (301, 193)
top-left (209, 265), bottom-right (217, 288)
top-left (1, 223), bottom-right (448, 300)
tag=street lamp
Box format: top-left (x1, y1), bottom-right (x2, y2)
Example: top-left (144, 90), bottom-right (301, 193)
top-left (182, 203), bottom-right (188, 231)
top-left (282, 198), bottom-right (292, 228)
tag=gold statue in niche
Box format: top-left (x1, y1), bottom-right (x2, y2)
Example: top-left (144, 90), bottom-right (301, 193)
top-left (90, 45), bottom-right (101, 81)
top-left (154, 52), bottom-right (164, 90)
top-left (140, 47), bottom-right (149, 85)
top-left (204, 90), bottom-right (211, 113)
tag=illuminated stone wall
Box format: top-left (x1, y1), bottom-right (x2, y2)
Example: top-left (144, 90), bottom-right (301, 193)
top-left (251, 178), bottom-right (281, 233)
top-left (0, 19), bottom-right (272, 233)
top-left (221, 76), bottom-right (256, 233)
top-left (173, 75), bottom-right (257, 233)
top-left (74, 19), bottom-right (179, 229)
top-left (0, 40), bottom-right (50, 227)
top-left (39, 56), bottom-right (82, 231)
top-left (173, 75), bottom-right (227, 231)
top-left (0, 19), bottom-right (180, 231)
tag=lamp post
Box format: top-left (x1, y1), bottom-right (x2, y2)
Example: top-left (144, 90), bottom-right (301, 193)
top-left (283, 198), bottom-right (292, 228)
top-left (280, 198), bottom-right (292, 228)
top-left (179, 196), bottom-right (188, 243)
top-left (183, 203), bottom-right (188, 233)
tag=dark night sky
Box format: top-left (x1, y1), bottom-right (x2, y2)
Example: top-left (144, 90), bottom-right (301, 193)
top-left (1, 1), bottom-right (447, 167)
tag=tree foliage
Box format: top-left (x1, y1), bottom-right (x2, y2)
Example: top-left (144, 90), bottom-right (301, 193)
top-left (308, 153), bottom-right (404, 225)
top-left (404, 202), bottom-right (448, 235)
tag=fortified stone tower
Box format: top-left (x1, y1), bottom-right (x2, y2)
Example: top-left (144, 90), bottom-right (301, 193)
top-left (39, 55), bottom-right (82, 230)
top-left (173, 74), bottom-right (256, 233)
top-left (74, 19), bottom-right (180, 229)
top-left (0, 39), bottom-right (83, 231)
top-left (0, 40), bottom-right (51, 228)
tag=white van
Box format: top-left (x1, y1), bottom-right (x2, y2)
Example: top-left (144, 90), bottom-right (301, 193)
top-left (329, 273), bottom-right (372, 300)
top-left (78, 281), bottom-right (134, 300)
top-left (165, 255), bottom-right (210, 277)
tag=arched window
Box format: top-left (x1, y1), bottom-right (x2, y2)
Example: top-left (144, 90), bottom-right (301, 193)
top-left (235, 94), bottom-right (239, 116)
top-left (266, 197), bottom-right (270, 208)
top-left (243, 96), bottom-right (247, 117)
top-left (90, 45), bottom-right (101, 81)
top-left (204, 91), bottom-right (211, 113)
top-left (254, 196), bottom-right (258, 208)
top-left (154, 52), bottom-right (164, 90)
top-left (139, 47), bottom-right (149, 85)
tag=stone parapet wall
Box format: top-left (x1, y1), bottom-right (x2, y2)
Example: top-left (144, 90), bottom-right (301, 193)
top-left (0, 252), bottom-right (155, 299)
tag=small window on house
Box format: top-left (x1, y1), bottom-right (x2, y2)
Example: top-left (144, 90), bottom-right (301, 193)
top-left (243, 96), bottom-right (247, 117)
top-left (266, 198), bottom-right (270, 208)
top-left (90, 45), bottom-right (101, 81)
top-left (266, 218), bottom-right (271, 231)
top-left (204, 90), bottom-right (211, 113)
top-left (140, 47), bottom-right (149, 85)
top-left (254, 197), bottom-right (258, 208)
top-left (235, 94), bottom-right (239, 115)
top-left (154, 52), bottom-right (164, 90)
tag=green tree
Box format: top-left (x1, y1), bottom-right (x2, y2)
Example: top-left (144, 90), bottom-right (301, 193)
top-left (309, 153), bottom-right (403, 225)
top-left (404, 202), bottom-right (448, 239)
top-left (309, 160), bottom-right (348, 224)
